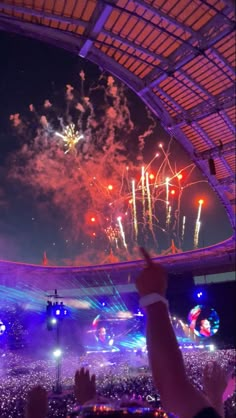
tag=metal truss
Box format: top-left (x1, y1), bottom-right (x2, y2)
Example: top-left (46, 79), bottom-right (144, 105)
top-left (79, 4), bottom-right (112, 58)
top-left (192, 122), bottom-right (233, 176)
top-left (196, 140), bottom-right (236, 160)
top-left (0, 2), bottom-right (87, 28)
top-left (219, 110), bottom-right (236, 134)
top-left (143, 6), bottom-right (235, 88)
top-left (1, 1), bottom-right (233, 90)
top-left (170, 86), bottom-right (235, 127)
top-left (126, 0), bottom-right (202, 39)
top-left (218, 175), bottom-right (236, 186)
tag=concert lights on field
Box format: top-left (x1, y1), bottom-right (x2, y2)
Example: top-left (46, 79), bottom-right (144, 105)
top-left (46, 299), bottom-right (69, 331)
top-left (53, 348), bottom-right (62, 358)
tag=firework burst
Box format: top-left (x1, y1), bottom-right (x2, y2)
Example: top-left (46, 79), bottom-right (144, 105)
top-left (56, 123), bottom-right (83, 154)
top-left (8, 73), bottom-right (207, 265)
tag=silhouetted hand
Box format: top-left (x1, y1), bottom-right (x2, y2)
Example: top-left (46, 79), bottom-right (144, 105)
top-left (25, 386), bottom-right (48, 418)
top-left (136, 247), bottom-right (168, 297)
top-left (74, 367), bottom-right (96, 405)
top-left (203, 362), bottom-right (227, 401)
top-left (203, 362), bottom-right (227, 416)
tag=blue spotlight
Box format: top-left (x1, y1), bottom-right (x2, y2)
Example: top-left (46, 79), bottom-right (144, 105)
top-left (194, 288), bottom-right (205, 301)
top-left (134, 309), bottom-right (144, 317)
top-left (55, 309), bottom-right (61, 316)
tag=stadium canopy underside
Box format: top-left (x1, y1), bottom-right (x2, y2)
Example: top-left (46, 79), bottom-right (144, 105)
top-left (0, 0), bottom-right (235, 280)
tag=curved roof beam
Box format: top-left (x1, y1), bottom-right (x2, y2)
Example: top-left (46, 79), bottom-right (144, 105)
top-left (1, 1), bottom-right (233, 80)
top-left (80, 3), bottom-right (112, 58)
top-left (0, 2), bottom-right (87, 28)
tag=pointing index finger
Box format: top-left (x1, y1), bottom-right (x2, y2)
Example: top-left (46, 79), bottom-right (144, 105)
top-left (140, 247), bottom-right (153, 267)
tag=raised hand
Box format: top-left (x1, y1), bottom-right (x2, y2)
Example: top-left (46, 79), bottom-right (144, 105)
top-left (136, 247), bottom-right (168, 297)
top-left (203, 362), bottom-right (228, 400)
top-left (203, 362), bottom-right (227, 417)
top-left (25, 386), bottom-right (48, 418)
top-left (74, 367), bottom-right (96, 405)
top-left (189, 306), bottom-right (201, 321)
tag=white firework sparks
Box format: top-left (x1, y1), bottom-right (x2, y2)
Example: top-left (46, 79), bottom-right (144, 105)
top-left (56, 123), bottom-right (83, 154)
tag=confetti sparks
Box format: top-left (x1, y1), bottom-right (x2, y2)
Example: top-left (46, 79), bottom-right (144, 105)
top-left (117, 217), bottom-right (127, 249)
top-left (105, 225), bottom-right (120, 248)
top-left (181, 215), bottom-right (186, 242)
top-left (194, 199), bottom-right (204, 248)
top-left (131, 180), bottom-right (138, 241)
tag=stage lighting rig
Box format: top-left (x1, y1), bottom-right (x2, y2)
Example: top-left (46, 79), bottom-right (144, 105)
top-left (45, 289), bottom-right (69, 394)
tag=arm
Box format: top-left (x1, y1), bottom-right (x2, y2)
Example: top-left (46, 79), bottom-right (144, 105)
top-left (146, 303), bottom-right (210, 417)
top-left (74, 367), bottom-right (96, 405)
top-left (203, 362), bottom-right (227, 417)
top-left (25, 386), bottom-right (48, 418)
top-left (136, 248), bottom-right (213, 418)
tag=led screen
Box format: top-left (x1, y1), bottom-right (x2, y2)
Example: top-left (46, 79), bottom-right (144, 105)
top-left (188, 305), bottom-right (220, 338)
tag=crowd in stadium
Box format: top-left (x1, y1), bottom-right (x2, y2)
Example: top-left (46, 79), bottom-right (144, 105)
top-left (0, 253), bottom-right (235, 418)
top-left (0, 348), bottom-right (235, 417)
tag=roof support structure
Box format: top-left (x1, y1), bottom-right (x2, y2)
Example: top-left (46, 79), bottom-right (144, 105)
top-left (88, 44), bottom-right (143, 92)
top-left (79, 4), bottom-right (112, 58)
top-left (219, 110), bottom-right (236, 134)
top-left (130, 0), bottom-right (202, 40)
top-left (104, 0), bottom-right (201, 48)
top-left (0, 2), bottom-right (87, 28)
top-left (199, 4), bottom-right (235, 44)
top-left (101, 29), bottom-right (168, 64)
top-left (210, 47), bottom-right (235, 76)
top-left (218, 175), bottom-right (236, 186)
top-left (170, 86), bottom-right (235, 127)
top-left (192, 122), bottom-right (233, 175)
top-left (143, 8), bottom-right (234, 89)
top-left (196, 140), bottom-right (236, 161)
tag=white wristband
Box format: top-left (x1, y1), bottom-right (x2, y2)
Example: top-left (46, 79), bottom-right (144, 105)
top-left (139, 293), bottom-right (169, 309)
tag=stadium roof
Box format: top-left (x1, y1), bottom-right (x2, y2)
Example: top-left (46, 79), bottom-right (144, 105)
top-left (0, 238), bottom-right (235, 295)
top-left (0, 0), bottom-right (235, 233)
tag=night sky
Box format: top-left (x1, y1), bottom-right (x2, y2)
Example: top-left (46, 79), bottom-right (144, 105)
top-left (0, 31), bottom-right (233, 265)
